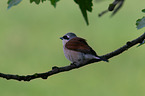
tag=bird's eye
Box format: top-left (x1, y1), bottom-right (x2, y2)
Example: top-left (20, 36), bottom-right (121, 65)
top-left (63, 36), bottom-right (69, 40)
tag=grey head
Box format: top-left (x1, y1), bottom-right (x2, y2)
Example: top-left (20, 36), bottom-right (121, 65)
top-left (60, 32), bottom-right (77, 40)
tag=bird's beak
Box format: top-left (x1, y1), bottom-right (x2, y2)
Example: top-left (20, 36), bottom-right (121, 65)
top-left (60, 37), bottom-right (63, 40)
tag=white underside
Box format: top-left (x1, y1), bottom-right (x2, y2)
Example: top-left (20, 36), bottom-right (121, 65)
top-left (63, 46), bottom-right (100, 65)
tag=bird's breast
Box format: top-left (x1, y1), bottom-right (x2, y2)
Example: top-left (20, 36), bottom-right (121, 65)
top-left (63, 46), bottom-right (84, 63)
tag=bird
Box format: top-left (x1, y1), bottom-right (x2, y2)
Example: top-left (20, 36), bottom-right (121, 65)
top-left (60, 32), bottom-right (108, 66)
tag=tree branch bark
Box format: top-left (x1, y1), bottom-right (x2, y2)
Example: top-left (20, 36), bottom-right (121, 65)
top-left (0, 33), bottom-right (145, 81)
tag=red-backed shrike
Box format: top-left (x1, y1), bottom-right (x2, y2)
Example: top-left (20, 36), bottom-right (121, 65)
top-left (60, 32), bottom-right (108, 65)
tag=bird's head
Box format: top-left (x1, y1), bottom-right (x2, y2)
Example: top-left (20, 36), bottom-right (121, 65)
top-left (60, 32), bottom-right (77, 45)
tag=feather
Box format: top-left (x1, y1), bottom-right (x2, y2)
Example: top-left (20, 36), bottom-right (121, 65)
top-left (65, 37), bottom-right (98, 56)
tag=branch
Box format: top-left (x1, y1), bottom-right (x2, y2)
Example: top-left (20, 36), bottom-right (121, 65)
top-left (0, 33), bottom-right (145, 81)
top-left (99, 0), bottom-right (125, 17)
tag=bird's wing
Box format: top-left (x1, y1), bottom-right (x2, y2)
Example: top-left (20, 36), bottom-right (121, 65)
top-left (65, 37), bottom-right (97, 56)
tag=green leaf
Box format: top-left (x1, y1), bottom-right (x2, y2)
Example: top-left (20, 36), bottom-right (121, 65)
top-left (30, 0), bottom-right (46, 3)
top-left (30, 0), bottom-right (40, 4)
top-left (137, 40), bottom-right (145, 47)
top-left (42, 0), bottom-right (46, 3)
top-left (50, 0), bottom-right (59, 7)
top-left (74, 0), bottom-right (93, 25)
top-left (136, 17), bottom-right (145, 29)
top-left (142, 9), bottom-right (145, 13)
top-left (30, 0), bottom-right (33, 3)
top-left (30, 0), bottom-right (59, 7)
top-left (35, 0), bottom-right (40, 4)
top-left (7, 0), bottom-right (22, 9)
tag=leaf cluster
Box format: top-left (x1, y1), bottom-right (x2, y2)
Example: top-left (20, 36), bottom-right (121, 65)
top-left (136, 9), bottom-right (145, 47)
top-left (7, 0), bottom-right (93, 25)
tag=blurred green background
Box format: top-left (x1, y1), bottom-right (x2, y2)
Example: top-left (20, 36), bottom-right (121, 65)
top-left (0, 0), bottom-right (145, 96)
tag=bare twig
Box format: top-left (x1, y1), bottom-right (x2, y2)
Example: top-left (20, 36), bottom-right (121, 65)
top-left (0, 33), bottom-right (145, 81)
top-left (111, 0), bottom-right (124, 16)
top-left (99, 0), bottom-right (125, 17)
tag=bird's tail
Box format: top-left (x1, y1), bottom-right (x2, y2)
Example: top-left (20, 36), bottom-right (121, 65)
top-left (95, 56), bottom-right (109, 62)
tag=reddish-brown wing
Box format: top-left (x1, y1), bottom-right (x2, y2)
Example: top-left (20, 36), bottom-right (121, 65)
top-left (65, 37), bottom-right (98, 56)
